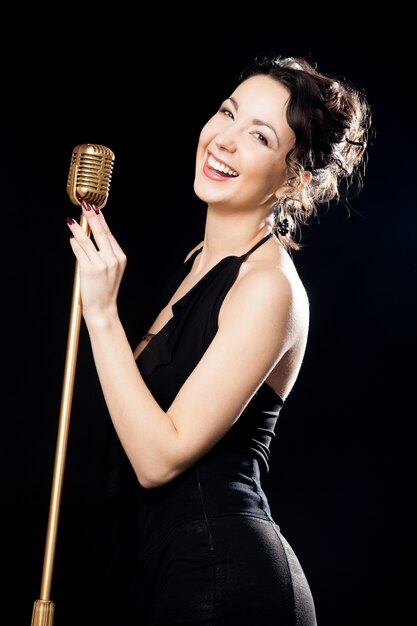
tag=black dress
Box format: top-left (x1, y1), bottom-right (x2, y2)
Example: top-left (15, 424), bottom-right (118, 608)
top-left (108, 233), bottom-right (317, 625)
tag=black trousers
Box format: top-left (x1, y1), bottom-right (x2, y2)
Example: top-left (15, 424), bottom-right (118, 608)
top-left (136, 514), bottom-right (317, 625)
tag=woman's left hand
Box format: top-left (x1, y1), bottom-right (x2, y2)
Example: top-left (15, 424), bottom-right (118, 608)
top-left (66, 200), bottom-right (127, 323)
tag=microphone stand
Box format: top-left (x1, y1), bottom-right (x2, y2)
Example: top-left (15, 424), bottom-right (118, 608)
top-left (31, 214), bottom-right (90, 626)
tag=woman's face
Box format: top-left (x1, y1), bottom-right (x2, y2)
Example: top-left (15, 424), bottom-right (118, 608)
top-left (194, 74), bottom-right (295, 212)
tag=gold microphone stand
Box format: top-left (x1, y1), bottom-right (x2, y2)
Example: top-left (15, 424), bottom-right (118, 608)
top-left (31, 144), bottom-right (114, 626)
top-left (31, 214), bottom-right (90, 626)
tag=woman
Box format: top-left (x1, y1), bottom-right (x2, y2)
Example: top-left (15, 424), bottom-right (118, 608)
top-left (67, 55), bottom-right (371, 625)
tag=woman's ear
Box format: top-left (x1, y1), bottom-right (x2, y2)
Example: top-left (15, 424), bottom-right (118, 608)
top-left (274, 171), bottom-right (312, 200)
top-left (274, 183), bottom-right (289, 202)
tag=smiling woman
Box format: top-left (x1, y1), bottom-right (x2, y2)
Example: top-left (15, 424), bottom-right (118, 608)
top-left (66, 53), bottom-right (371, 625)
top-left (195, 74), bottom-right (295, 223)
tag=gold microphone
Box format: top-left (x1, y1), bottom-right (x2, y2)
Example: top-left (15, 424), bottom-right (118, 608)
top-left (66, 143), bottom-right (115, 208)
top-left (31, 144), bottom-right (115, 626)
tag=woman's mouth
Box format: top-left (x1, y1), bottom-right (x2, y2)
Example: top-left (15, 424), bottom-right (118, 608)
top-left (203, 153), bottom-right (239, 181)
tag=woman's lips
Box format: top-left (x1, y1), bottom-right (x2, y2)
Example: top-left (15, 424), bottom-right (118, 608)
top-left (203, 158), bottom-right (236, 181)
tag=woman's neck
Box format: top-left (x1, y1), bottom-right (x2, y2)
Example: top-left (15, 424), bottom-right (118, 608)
top-left (196, 207), bottom-right (273, 269)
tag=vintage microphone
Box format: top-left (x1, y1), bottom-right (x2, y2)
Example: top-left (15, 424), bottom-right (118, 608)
top-left (31, 144), bottom-right (115, 626)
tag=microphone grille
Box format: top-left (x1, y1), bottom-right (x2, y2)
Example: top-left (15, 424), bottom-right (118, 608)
top-left (67, 143), bottom-right (115, 209)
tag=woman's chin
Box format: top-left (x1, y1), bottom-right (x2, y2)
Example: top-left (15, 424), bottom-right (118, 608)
top-left (193, 179), bottom-right (211, 204)
top-left (193, 178), bottom-right (229, 205)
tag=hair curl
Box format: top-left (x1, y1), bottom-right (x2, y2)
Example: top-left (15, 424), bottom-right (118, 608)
top-left (239, 54), bottom-right (373, 250)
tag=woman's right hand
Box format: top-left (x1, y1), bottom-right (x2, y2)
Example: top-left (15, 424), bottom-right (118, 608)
top-left (66, 200), bottom-right (127, 324)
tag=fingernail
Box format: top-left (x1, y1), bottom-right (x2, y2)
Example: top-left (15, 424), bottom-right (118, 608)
top-left (82, 200), bottom-right (91, 211)
top-left (91, 203), bottom-right (100, 215)
top-left (67, 217), bottom-right (75, 225)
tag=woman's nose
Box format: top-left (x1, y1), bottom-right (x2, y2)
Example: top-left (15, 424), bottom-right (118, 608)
top-left (214, 128), bottom-right (237, 152)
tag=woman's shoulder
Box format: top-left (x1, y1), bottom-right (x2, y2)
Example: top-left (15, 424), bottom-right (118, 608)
top-left (231, 238), bottom-right (310, 319)
top-left (247, 237), bottom-right (307, 290)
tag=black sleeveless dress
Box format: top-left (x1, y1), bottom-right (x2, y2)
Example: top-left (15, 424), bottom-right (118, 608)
top-left (109, 233), bottom-right (317, 625)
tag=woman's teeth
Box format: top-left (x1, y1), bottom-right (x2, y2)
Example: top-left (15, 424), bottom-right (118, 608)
top-left (208, 154), bottom-right (238, 177)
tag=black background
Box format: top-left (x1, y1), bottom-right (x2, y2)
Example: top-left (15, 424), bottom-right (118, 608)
top-left (2, 7), bottom-right (416, 626)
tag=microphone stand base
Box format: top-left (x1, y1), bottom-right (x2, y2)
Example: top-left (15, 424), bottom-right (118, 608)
top-left (31, 600), bottom-right (55, 626)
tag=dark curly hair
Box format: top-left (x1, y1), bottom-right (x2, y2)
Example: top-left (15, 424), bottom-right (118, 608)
top-left (239, 55), bottom-right (373, 250)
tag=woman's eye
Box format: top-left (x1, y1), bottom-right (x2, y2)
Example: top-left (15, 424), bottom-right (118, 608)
top-left (219, 107), bottom-right (234, 119)
top-left (254, 131), bottom-right (268, 146)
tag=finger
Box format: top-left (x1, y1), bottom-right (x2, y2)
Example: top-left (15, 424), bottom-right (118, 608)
top-left (83, 201), bottom-right (126, 259)
top-left (66, 217), bottom-right (96, 266)
top-left (81, 201), bottom-right (120, 259)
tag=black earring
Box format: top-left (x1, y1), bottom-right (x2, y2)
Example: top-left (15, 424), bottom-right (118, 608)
top-left (277, 217), bottom-right (289, 237)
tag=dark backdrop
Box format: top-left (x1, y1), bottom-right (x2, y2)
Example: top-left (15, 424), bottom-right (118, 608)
top-left (2, 8), bottom-right (416, 626)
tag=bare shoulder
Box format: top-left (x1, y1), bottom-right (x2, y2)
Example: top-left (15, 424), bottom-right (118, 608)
top-left (219, 243), bottom-right (309, 352)
top-left (226, 246), bottom-right (308, 317)
top-left (184, 241), bottom-right (204, 262)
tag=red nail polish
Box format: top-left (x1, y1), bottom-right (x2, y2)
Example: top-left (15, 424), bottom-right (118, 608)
top-left (91, 203), bottom-right (100, 215)
top-left (67, 217), bottom-right (75, 225)
top-left (82, 201), bottom-right (91, 211)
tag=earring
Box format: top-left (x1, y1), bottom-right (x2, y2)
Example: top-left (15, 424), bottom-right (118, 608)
top-left (277, 217), bottom-right (289, 236)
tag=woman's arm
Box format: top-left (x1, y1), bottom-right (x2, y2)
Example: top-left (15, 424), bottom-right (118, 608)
top-left (68, 204), bottom-right (295, 488)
